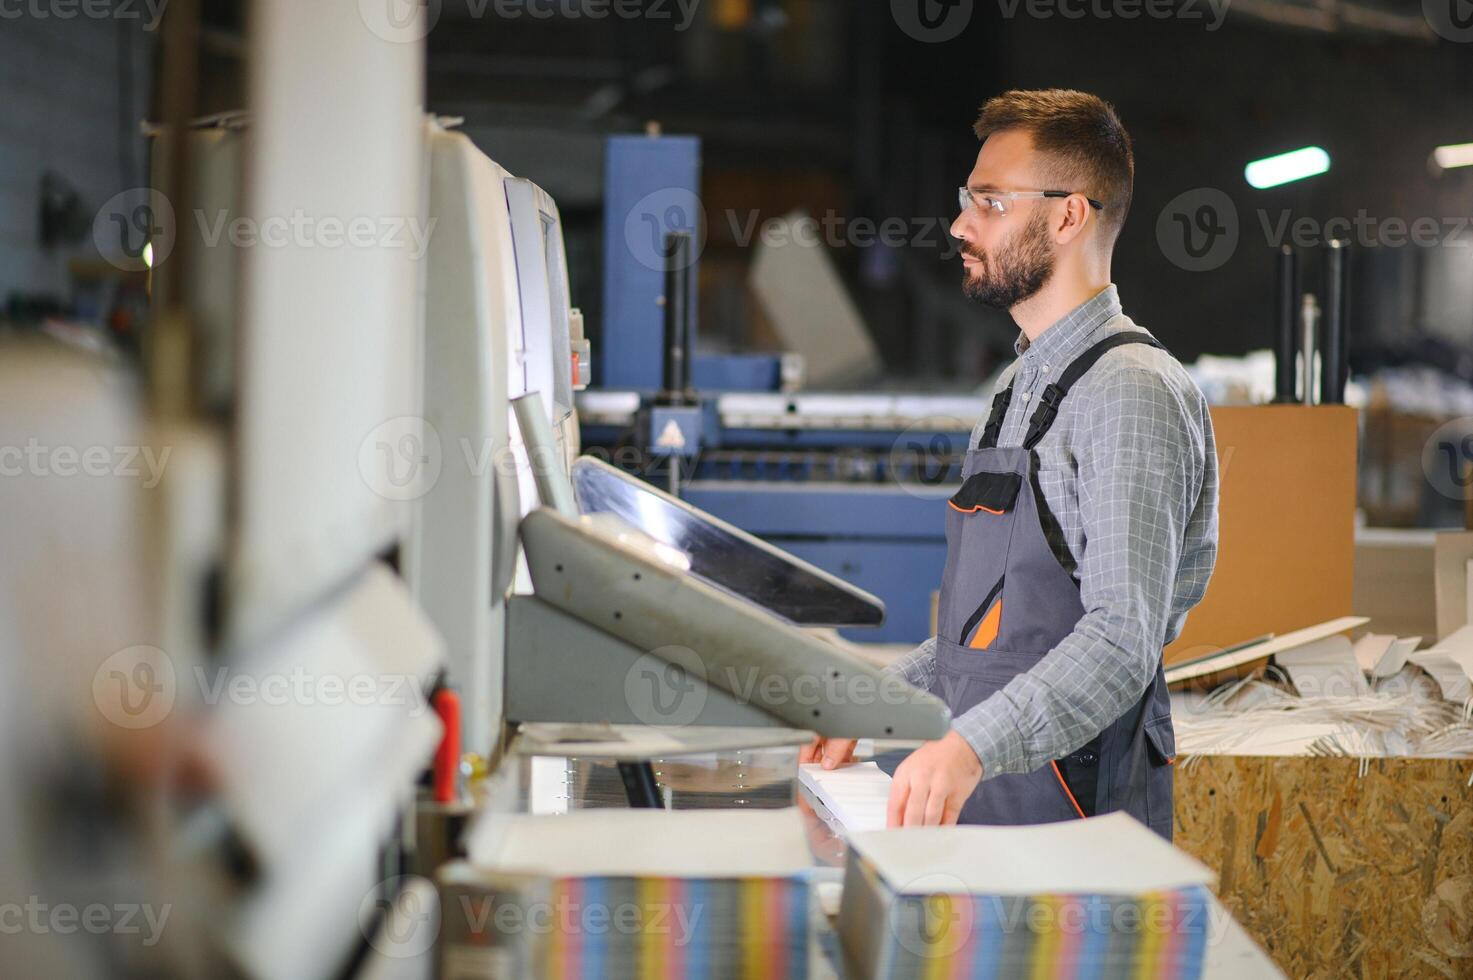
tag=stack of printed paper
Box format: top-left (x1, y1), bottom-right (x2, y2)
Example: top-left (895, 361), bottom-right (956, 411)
top-left (798, 761), bottom-right (891, 835)
top-left (838, 812), bottom-right (1216, 979)
top-left (445, 807), bottom-right (813, 979)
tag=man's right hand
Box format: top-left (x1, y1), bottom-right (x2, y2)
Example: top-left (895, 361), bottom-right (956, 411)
top-left (798, 736), bottom-right (858, 769)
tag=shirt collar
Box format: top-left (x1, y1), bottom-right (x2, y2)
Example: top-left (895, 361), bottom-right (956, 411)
top-left (1012, 284), bottom-right (1122, 360)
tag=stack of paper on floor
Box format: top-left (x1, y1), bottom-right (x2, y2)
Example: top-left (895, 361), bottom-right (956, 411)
top-left (798, 762), bottom-right (890, 835)
top-left (445, 808), bottom-right (812, 979)
top-left (838, 813), bottom-right (1215, 980)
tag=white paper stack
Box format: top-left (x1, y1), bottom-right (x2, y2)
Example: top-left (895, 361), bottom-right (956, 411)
top-left (838, 813), bottom-right (1217, 979)
top-left (798, 762), bottom-right (891, 835)
top-left (445, 808), bottom-right (815, 979)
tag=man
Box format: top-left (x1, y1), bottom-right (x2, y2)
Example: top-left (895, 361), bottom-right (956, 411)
top-left (801, 90), bottom-right (1218, 839)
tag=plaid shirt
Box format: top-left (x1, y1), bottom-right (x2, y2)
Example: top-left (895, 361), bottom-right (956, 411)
top-left (888, 285), bottom-right (1219, 779)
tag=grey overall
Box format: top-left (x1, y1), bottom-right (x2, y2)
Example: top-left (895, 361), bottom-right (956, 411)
top-left (927, 331), bottom-right (1177, 840)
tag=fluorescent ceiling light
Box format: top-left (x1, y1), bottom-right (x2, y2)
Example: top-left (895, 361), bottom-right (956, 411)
top-left (1432, 143), bottom-right (1473, 171)
top-left (1244, 146), bottom-right (1330, 189)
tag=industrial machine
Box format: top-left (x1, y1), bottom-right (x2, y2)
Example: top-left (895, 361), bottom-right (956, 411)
top-left (411, 125), bottom-right (952, 771)
top-left (578, 134), bottom-right (989, 644)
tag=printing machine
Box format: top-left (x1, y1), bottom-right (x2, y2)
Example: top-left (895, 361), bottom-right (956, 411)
top-left (576, 134), bottom-right (990, 645)
top-left (410, 121), bottom-right (953, 767)
top-left (23, 9), bottom-right (941, 965)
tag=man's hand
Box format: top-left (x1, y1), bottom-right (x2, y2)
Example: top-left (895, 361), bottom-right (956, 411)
top-left (798, 736), bottom-right (857, 770)
top-left (887, 730), bottom-right (983, 827)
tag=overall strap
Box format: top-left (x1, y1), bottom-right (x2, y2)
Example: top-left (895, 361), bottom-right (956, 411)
top-left (976, 387), bottom-right (1013, 450)
top-left (1021, 332), bottom-right (1166, 450)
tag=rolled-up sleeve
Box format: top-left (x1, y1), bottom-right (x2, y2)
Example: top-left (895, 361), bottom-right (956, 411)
top-left (882, 635), bottom-right (938, 691)
top-left (951, 366), bottom-right (1208, 778)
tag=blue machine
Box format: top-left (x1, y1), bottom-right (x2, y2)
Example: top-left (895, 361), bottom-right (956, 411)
top-left (579, 134), bottom-right (983, 645)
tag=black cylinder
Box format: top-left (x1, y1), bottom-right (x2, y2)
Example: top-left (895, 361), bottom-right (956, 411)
top-left (662, 231), bottom-right (693, 403)
top-left (1273, 245), bottom-right (1300, 403)
top-left (1321, 240), bottom-right (1349, 405)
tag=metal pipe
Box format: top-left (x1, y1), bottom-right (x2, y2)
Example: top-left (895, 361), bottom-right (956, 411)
top-left (1273, 245), bottom-right (1300, 403)
top-left (662, 231), bottom-right (693, 403)
top-left (511, 392), bottom-right (578, 517)
top-left (1321, 240), bottom-right (1350, 404)
top-left (1300, 293), bottom-right (1320, 405)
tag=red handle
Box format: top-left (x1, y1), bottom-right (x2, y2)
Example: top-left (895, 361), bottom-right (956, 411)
top-left (432, 688), bottom-right (461, 804)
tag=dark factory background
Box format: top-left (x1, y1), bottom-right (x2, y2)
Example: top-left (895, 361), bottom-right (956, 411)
top-left (4, 0), bottom-right (1471, 382)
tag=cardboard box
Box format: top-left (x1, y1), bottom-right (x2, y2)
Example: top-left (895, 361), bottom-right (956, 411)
top-left (1165, 406), bottom-right (1358, 668)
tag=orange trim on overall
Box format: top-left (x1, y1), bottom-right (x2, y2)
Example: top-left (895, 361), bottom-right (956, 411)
top-left (966, 598), bottom-right (1002, 649)
top-left (947, 500), bottom-right (1006, 515)
top-left (1050, 761), bottom-right (1087, 819)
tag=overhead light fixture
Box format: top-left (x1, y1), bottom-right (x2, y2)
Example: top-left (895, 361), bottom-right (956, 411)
top-left (1244, 146), bottom-right (1330, 189)
top-left (1431, 142), bottom-right (1473, 173)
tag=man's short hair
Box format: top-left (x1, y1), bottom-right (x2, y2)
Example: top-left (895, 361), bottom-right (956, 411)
top-left (973, 89), bottom-right (1134, 246)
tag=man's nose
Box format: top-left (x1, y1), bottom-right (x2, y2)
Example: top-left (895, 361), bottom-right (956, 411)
top-left (949, 213), bottom-right (970, 244)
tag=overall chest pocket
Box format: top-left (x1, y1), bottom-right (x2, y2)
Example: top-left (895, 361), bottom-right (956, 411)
top-left (947, 470), bottom-right (1022, 515)
top-left (940, 470), bottom-right (1022, 642)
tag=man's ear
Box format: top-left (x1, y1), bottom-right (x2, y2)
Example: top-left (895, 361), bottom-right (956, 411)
top-left (1054, 195), bottom-right (1093, 246)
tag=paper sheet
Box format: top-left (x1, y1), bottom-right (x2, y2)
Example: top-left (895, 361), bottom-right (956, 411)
top-left (466, 807), bottom-right (813, 879)
top-left (799, 762), bottom-right (891, 834)
top-left (1165, 617), bottom-right (1367, 685)
top-left (848, 811), bottom-right (1214, 895)
top-left (1276, 635), bottom-right (1369, 697)
top-left (1409, 624), bottom-right (1473, 704)
top-left (1176, 721), bottom-right (1348, 757)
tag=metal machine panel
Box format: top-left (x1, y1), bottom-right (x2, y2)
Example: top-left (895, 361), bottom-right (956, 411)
top-left (598, 134), bottom-right (700, 390)
top-left (571, 456), bottom-right (885, 628)
top-left (411, 125), bottom-right (523, 753)
top-left (230, 0), bottom-right (426, 645)
top-left (518, 507), bottom-right (950, 739)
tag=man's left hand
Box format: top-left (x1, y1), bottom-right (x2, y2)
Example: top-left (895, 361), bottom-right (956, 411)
top-left (887, 730), bottom-right (983, 827)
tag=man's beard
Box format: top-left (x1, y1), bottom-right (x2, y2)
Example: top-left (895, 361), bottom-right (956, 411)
top-left (961, 208), bottom-right (1055, 309)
